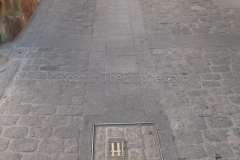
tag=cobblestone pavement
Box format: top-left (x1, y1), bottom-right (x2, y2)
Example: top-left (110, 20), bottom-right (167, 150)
top-left (94, 124), bottom-right (162, 160)
top-left (0, 0), bottom-right (240, 159)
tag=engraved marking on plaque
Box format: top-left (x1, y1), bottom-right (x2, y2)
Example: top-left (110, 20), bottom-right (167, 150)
top-left (109, 140), bottom-right (125, 158)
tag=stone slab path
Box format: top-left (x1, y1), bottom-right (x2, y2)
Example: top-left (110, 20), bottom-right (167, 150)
top-left (0, 0), bottom-right (240, 159)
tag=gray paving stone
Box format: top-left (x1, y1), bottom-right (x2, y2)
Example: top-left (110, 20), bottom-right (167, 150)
top-left (204, 129), bottom-right (229, 142)
top-left (231, 143), bottom-right (240, 157)
top-left (54, 127), bottom-right (80, 138)
top-left (175, 130), bottom-right (204, 144)
top-left (40, 66), bottom-right (60, 71)
top-left (69, 116), bottom-right (83, 127)
top-left (202, 81), bottom-right (221, 88)
top-left (105, 83), bottom-right (141, 97)
top-left (57, 105), bottom-right (83, 116)
top-left (178, 145), bottom-right (206, 159)
top-left (186, 117), bottom-right (207, 130)
top-left (22, 65), bottom-right (39, 71)
top-left (31, 105), bottom-right (56, 115)
top-left (18, 116), bottom-right (45, 126)
top-left (190, 59), bottom-right (210, 66)
top-left (201, 74), bottom-right (221, 80)
top-left (157, 129), bottom-right (175, 147)
top-left (5, 105), bottom-right (31, 115)
top-left (10, 139), bottom-right (38, 152)
top-left (0, 153), bottom-right (22, 160)
top-left (35, 34), bottom-right (91, 49)
top-left (103, 109), bottom-right (146, 123)
top-left (0, 139), bottom-right (9, 151)
top-left (190, 66), bottom-right (211, 74)
top-left (222, 72), bottom-right (240, 79)
top-left (42, 52), bottom-right (59, 59)
top-left (29, 127), bottom-right (52, 138)
top-left (24, 52), bottom-right (42, 58)
top-left (14, 80), bottom-right (36, 88)
top-left (232, 128), bottom-right (240, 139)
top-left (43, 116), bottom-right (68, 126)
top-left (0, 116), bottom-right (18, 125)
top-left (3, 127), bottom-right (28, 138)
top-left (210, 88), bottom-right (233, 95)
top-left (233, 87), bottom-right (240, 94)
top-left (187, 90), bottom-right (208, 96)
top-left (161, 145), bottom-right (179, 160)
top-left (229, 96), bottom-right (240, 104)
top-left (38, 139), bottom-right (64, 153)
top-left (32, 59), bottom-right (51, 65)
top-left (207, 116), bottom-right (233, 128)
top-left (211, 65), bottom-right (231, 72)
top-left (206, 143), bottom-right (234, 158)
top-left (105, 56), bottom-right (138, 73)
top-left (20, 153), bottom-right (51, 160)
top-left (222, 79), bottom-right (240, 88)
top-left (210, 57), bottom-right (232, 65)
top-left (65, 139), bottom-right (78, 153)
top-left (53, 154), bottom-right (78, 160)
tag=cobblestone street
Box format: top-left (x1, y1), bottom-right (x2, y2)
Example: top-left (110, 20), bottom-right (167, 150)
top-left (0, 0), bottom-right (240, 159)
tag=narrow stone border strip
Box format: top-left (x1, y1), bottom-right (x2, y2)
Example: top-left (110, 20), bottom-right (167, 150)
top-left (0, 60), bottom-right (21, 99)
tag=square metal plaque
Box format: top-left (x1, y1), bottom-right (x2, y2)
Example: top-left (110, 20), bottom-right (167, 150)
top-left (108, 139), bottom-right (126, 158)
top-left (92, 123), bottom-right (163, 160)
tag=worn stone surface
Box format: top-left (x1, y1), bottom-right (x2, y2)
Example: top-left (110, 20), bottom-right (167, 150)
top-left (0, 0), bottom-right (240, 159)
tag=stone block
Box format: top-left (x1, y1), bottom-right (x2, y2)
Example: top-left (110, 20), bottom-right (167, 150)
top-left (0, 116), bottom-right (18, 125)
top-left (29, 127), bottom-right (52, 138)
top-left (232, 128), bottom-right (240, 139)
top-left (229, 96), bottom-right (240, 104)
top-left (38, 139), bottom-right (64, 152)
top-left (20, 153), bottom-right (51, 160)
top-left (44, 116), bottom-right (68, 126)
top-left (65, 139), bottom-right (78, 153)
top-left (0, 153), bottom-right (21, 160)
top-left (204, 129), bottom-right (229, 142)
top-left (210, 57), bottom-right (232, 65)
top-left (207, 116), bottom-right (233, 128)
top-left (3, 127), bottom-right (28, 138)
top-left (232, 64), bottom-right (240, 72)
top-left (18, 116), bottom-right (45, 126)
top-left (5, 105), bottom-right (30, 115)
top-left (205, 143), bottom-right (234, 158)
top-left (0, 138), bottom-right (9, 151)
top-left (201, 74), bottom-right (221, 80)
top-left (175, 130), bottom-right (204, 144)
top-left (178, 145), bottom-right (206, 159)
top-left (54, 127), bottom-right (80, 138)
top-left (10, 139), bottom-right (38, 152)
top-left (53, 154), bottom-right (78, 160)
top-left (211, 65), bottom-right (231, 72)
top-left (202, 81), bottom-right (221, 88)
top-left (187, 90), bottom-right (208, 96)
top-left (31, 105), bottom-right (56, 115)
top-left (186, 117), bottom-right (207, 129)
